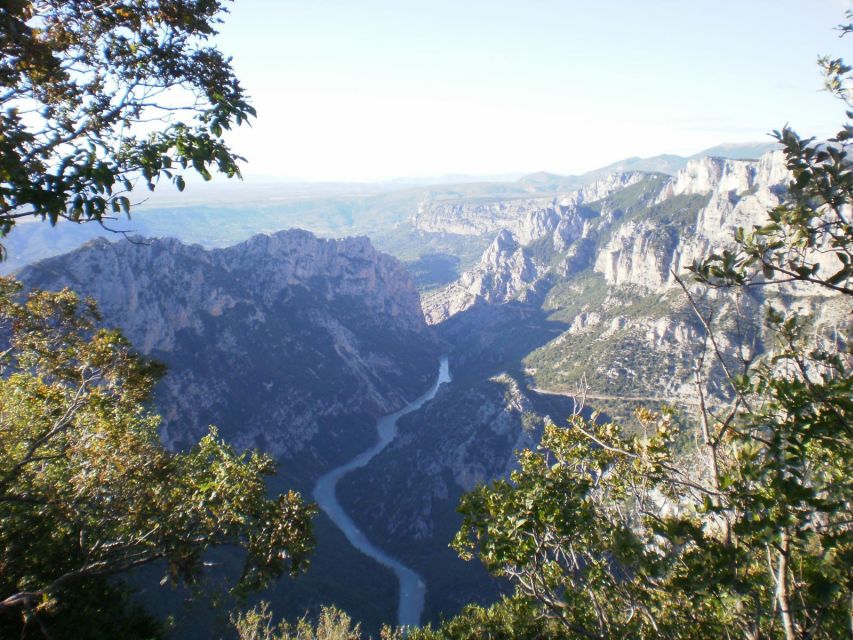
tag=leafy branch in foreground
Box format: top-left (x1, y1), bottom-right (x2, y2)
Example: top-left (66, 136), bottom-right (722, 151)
top-left (232, 602), bottom-right (364, 640)
top-left (690, 11), bottom-right (852, 296)
top-left (0, 277), bottom-right (315, 638)
top-left (449, 320), bottom-right (850, 640)
top-left (0, 1), bottom-right (255, 259)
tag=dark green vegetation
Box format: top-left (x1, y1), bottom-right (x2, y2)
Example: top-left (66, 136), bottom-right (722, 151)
top-left (0, 279), bottom-right (315, 639)
top-left (526, 274), bottom-right (702, 399)
top-left (337, 372), bottom-right (585, 629)
top-left (0, 0), bottom-right (254, 259)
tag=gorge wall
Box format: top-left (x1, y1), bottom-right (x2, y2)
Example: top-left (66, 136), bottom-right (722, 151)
top-left (416, 150), bottom-right (848, 404)
top-left (335, 150), bottom-right (850, 627)
top-left (19, 229), bottom-right (439, 467)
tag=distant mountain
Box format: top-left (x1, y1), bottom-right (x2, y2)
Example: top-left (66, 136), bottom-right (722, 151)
top-left (585, 153), bottom-right (688, 177)
top-left (2, 141), bottom-right (781, 275)
top-left (516, 141), bottom-right (781, 193)
top-left (383, 173), bottom-right (525, 187)
top-left (691, 140), bottom-right (781, 160)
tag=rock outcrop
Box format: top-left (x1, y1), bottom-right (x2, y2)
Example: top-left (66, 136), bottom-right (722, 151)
top-left (422, 230), bottom-right (541, 323)
top-left (421, 151), bottom-right (792, 324)
top-left (20, 229), bottom-right (439, 463)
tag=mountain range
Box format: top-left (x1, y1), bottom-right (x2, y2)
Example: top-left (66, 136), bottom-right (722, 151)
top-left (13, 140), bottom-right (847, 636)
top-left (1, 141), bottom-right (779, 276)
top-left (19, 230), bottom-right (440, 635)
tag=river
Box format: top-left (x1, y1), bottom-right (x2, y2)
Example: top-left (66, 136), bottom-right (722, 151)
top-left (312, 356), bottom-right (451, 629)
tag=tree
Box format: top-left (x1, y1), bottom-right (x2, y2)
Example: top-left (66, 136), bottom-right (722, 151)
top-left (0, 277), bottom-right (315, 638)
top-left (447, 15), bottom-right (852, 640)
top-left (0, 0), bottom-right (254, 259)
top-left (452, 410), bottom-right (726, 639)
top-left (231, 602), bottom-right (363, 640)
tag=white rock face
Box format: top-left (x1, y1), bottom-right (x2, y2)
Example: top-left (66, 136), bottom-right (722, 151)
top-left (567, 311), bottom-right (601, 334)
top-left (654, 152), bottom-right (787, 202)
top-left (421, 150), bottom-right (798, 323)
top-left (594, 220), bottom-right (674, 289)
top-left (599, 151), bottom-right (791, 290)
top-left (423, 230), bottom-right (540, 324)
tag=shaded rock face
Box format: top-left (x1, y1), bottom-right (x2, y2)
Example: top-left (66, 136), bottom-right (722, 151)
top-left (19, 229), bottom-right (439, 464)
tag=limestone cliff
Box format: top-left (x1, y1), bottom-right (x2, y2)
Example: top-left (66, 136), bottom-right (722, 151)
top-left (415, 150), bottom-right (848, 408)
top-left (422, 152), bottom-right (792, 324)
top-left (422, 230), bottom-right (542, 323)
top-left (19, 229), bottom-right (439, 464)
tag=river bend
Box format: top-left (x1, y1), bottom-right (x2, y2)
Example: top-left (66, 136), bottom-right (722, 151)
top-left (312, 356), bottom-right (451, 628)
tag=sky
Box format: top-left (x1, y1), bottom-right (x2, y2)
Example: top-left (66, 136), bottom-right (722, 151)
top-left (209, 0), bottom-right (853, 182)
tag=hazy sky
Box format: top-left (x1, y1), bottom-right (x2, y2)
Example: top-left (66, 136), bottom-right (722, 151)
top-left (211, 0), bottom-right (853, 181)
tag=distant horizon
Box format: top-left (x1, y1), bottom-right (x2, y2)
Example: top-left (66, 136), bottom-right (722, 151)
top-left (171, 137), bottom-right (779, 192)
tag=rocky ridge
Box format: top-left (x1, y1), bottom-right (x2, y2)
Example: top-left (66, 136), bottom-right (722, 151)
top-left (423, 151), bottom-right (792, 324)
top-left (19, 229), bottom-right (439, 462)
top-left (420, 149), bottom-right (850, 406)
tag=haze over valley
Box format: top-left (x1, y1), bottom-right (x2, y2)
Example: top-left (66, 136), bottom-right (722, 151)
top-left (2, 2), bottom-right (850, 639)
top-left (13, 140), bottom-right (849, 636)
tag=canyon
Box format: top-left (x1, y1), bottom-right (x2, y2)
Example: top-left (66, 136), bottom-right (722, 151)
top-left (12, 145), bottom-right (848, 635)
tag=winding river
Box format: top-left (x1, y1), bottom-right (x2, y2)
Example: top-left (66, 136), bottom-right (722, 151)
top-left (312, 356), bottom-right (451, 629)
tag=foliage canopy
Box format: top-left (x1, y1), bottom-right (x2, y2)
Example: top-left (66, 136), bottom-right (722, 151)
top-left (0, 0), bottom-right (254, 258)
top-left (0, 278), bottom-right (315, 638)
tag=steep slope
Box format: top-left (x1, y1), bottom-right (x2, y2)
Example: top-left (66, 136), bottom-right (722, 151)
top-left (335, 150), bottom-right (848, 629)
top-left (418, 152), bottom-right (819, 408)
top-left (338, 370), bottom-right (581, 623)
top-left (20, 229), bottom-right (439, 464)
top-left (19, 229), bottom-right (444, 635)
